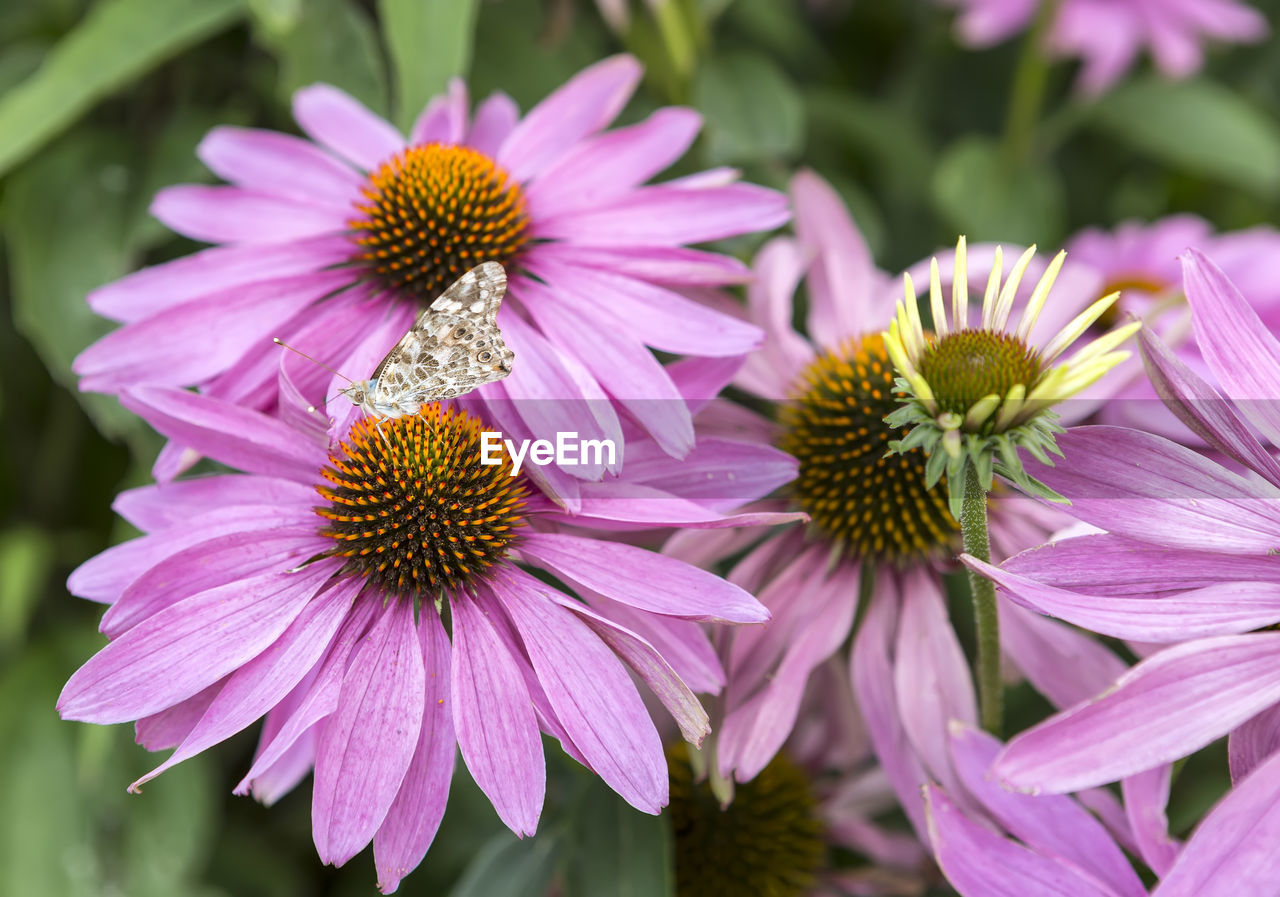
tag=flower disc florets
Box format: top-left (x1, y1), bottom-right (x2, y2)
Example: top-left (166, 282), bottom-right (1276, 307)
top-left (779, 334), bottom-right (957, 561)
top-left (316, 405), bottom-right (526, 597)
top-left (882, 237), bottom-right (1140, 514)
top-left (350, 144), bottom-right (529, 303)
top-left (667, 745), bottom-right (824, 897)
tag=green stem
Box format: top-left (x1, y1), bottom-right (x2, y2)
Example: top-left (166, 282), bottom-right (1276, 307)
top-left (961, 462), bottom-right (1002, 736)
top-left (1001, 0), bottom-right (1061, 164)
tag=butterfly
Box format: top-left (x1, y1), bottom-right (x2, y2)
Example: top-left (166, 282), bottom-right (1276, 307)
top-left (340, 261), bottom-right (515, 423)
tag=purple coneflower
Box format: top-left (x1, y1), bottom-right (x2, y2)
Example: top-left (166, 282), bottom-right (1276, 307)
top-left (667, 171), bottom-right (1102, 848)
top-left (960, 252), bottom-right (1280, 809)
top-left (74, 55), bottom-right (788, 478)
top-left (927, 723), bottom-right (1280, 895)
top-left (59, 373), bottom-right (798, 892)
top-left (939, 0), bottom-right (1267, 94)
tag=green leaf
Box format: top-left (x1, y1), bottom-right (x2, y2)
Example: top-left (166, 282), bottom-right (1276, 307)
top-left (263, 0), bottom-right (388, 117)
top-left (932, 135), bottom-right (1065, 246)
top-left (448, 829), bottom-right (562, 897)
top-left (245, 0), bottom-right (302, 36)
top-left (4, 129), bottom-right (149, 445)
top-left (1088, 77), bottom-right (1280, 195)
top-left (0, 0), bottom-right (245, 177)
top-left (563, 781), bottom-right (673, 897)
top-left (0, 526), bottom-right (55, 650)
top-left (693, 51), bottom-right (803, 165)
top-left (379, 0), bottom-right (479, 131)
top-left (805, 88), bottom-right (935, 204)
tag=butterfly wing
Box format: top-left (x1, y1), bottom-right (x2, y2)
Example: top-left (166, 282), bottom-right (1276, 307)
top-left (369, 262), bottom-right (515, 409)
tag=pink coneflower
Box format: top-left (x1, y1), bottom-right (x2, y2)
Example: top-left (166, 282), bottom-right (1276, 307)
top-left (59, 374), bottom-right (799, 892)
top-left (667, 171), bottom-right (1104, 846)
top-left (927, 724), bottom-right (1280, 895)
top-left (74, 55), bottom-right (788, 479)
top-left (959, 251), bottom-right (1280, 801)
top-left (939, 0), bottom-right (1268, 95)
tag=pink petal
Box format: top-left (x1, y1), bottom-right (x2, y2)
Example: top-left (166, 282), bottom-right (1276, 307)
top-left (292, 84), bottom-right (405, 171)
top-left (129, 574), bottom-right (359, 790)
top-left (997, 633), bottom-right (1280, 793)
top-left (1181, 249), bottom-right (1280, 449)
top-left (373, 609), bottom-right (455, 894)
top-left (87, 235), bottom-right (350, 323)
top-left (525, 107), bottom-right (701, 218)
top-left (999, 601), bottom-right (1129, 710)
top-left (497, 55), bottom-right (642, 181)
top-left (58, 560), bottom-right (341, 724)
top-left (151, 185), bottom-right (345, 243)
top-left (1122, 765), bottom-right (1180, 876)
top-left (313, 599), bottom-right (425, 866)
top-left (949, 725), bottom-right (1146, 897)
top-left (489, 574), bottom-right (666, 814)
top-left (1228, 702), bottom-right (1280, 784)
top-left (518, 532), bottom-right (769, 623)
top-left (1154, 751), bottom-right (1280, 897)
top-left (925, 785), bottom-right (1122, 897)
top-left (112, 475), bottom-right (315, 533)
top-left (76, 271), bottom-right (351, 393)
top-left (121, 387), bottom-right (326, 482)
top-left (966, 555), bottom-right (1280, 642)
top-left (528, 244), bottom-right (751, 287)
top-left (198, 126), bottom-right (362, 206)
top-left (449, 590), bottom-right (544, 836)
top-left (537, 183), bottom-right (790, 246)
top-left (465, 91), bottom-right (520, 156)
top-left (135, 681), bottom-right (223, 750)
top-left (408, 77), bottom-right (468, 146)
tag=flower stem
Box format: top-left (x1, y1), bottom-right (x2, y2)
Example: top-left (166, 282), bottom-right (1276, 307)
top-left (1002, 0), bottom-right (1061, 164)
top-left (960, 461), bottom-right (1002, 735)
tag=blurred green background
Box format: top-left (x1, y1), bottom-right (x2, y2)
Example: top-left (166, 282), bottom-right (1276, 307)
top-left (1, 0), bottom-right (1278, 893)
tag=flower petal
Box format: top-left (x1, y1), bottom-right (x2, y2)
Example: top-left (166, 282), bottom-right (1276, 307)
top-left (112, 475), bottom-right (316, 533)
top-left (966, 555), bottom-right (1280, 642)
top-left (292, 84), bottom-right (405, 171)
top-left (449, 591), bottom-right (544, 836)
top-left (373, 609), bottom-right (455, 894)
top-left (950, 725), bottom-right (1146, 897)
top-left (926, 785), bottom-right (1122, 897)
top-left (151, 185), bottom-right (345, 243)
top-left (1122, 765), bottom-right (1180, 876)
top-left (498, 55), bottom-right (641, 181)
top-left (518, 532), bottom-right (768, 623)
top-left (58, 560), bottom-right (340, 724)
top-left (1228, 702), bottom-right (1280, 784)
top-left (996, 633), bottom-right (1280, 793)
top-left (121, 387), bottom-right (326, 482)
top-left (198, 126), bottom-right (361, 205)
top-left (313, 599), bottom-right (425, 866)
top-left (489, 573), bottom-right (666, 814)
top-left (465, 91), bottom-right (519, 156)
top-left (129, 574), bottom-right (359, 790)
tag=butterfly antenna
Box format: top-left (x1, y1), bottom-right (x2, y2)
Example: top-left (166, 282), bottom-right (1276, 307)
top-left (273, 338), bottom-right (353, 383)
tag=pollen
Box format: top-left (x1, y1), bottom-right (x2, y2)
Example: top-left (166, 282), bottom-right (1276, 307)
top-left (667, 745), bottom-right (825, 897)
top-left (315, 405), bottom-right (527, 597)
top-left (779, 334), bottom-right (957, 561)
top-left (917, 329), bottom-right (1043, 419)
top-left (350, 144), bottom-right (529, 304)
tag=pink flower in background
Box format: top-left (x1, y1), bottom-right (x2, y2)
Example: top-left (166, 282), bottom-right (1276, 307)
top-left (927, 725), bottom-right (1280, 895)
top-left (58, 367), bottom-right (799, 892)
top-left (74, 55), bottom-right (788, 481)
top-left (668, 170), bottom-right (1100, 846)
top-left (939, 0), bottom-right (1268, 94)
top-left (1068, 215), bottom-right (1280, 438)
top-left (960, 253), bottom-right (1280, 806)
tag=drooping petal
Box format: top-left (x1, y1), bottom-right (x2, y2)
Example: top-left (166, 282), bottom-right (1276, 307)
top-left (1153, 751), bottom-right (1280, 897)
top-left (135, 681), bottom-right (223, 751)
top-left (949, 725), bottom-right (1146, 897)
top-left (449, 591), bottom-right (544, 836)
top-left (58, 560), bottom-right (340, 724)
top-left (489, 573), bottom-right (666, 814)
top-left (999, 601), bottom-right (1129, 710)
top-left (313, 598), bottom-right (425, 866)
top-left (518, 532), bottom-right (769, 623)
top-left (373, 609), bottom-right (455, 894)
top-left (129, 574), bottom-right (359, 790)
top-left (292, 84), bottom-right (405, 171)
top-left (926, 785), bottom-right (1122, 897)
top-left (1122, 765), bottom-right (1180, 876)
top-left (997, 634), bottom-right (1280, 793)
top-left (966, 555), bottom-right (1280, 642)
top-left (1228, 702), bottom-right (1280, 784)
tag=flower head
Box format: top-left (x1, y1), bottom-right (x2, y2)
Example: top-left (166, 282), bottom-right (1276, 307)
top-left (883, 236), bottom-right (1140, 514)
top-left (75, 56), bottom-right (788, 482)
top-left (940, 0), bottom-right (1268, 95)
top-left (59, 375), bottom-right (799, 892)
